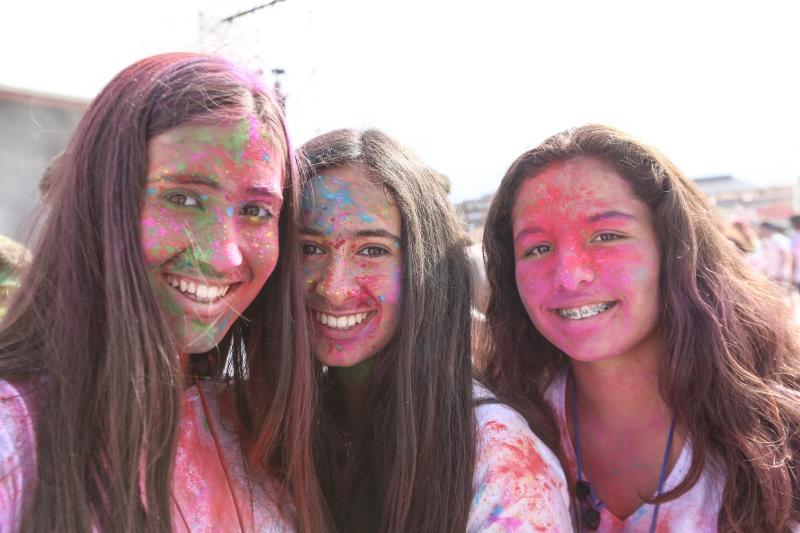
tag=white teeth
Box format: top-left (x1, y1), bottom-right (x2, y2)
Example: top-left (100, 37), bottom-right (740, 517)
top-left (166, 274), bottom-right (232, 303)
top-left (316, 312), bottom-right (368, 330)
top-left (557, 302), bottom-right (614, 320)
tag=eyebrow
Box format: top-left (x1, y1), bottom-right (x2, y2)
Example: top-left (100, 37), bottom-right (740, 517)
top-left (585, 210), bottom-right (636, 223)
top-left (513, 210), bottom-right (636, 243)
top-left (152, 173), bottom-right (282, 199)
top-left (154, 173), bottom-right (220, 188)
top-left (300, 226), bottom-right (401, 244)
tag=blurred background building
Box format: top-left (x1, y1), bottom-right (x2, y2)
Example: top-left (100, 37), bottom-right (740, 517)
top-left (0, 87), bottom-right (87, 240)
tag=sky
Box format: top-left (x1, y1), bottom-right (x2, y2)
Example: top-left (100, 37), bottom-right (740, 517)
top-left (3, 0), bottom-right (799, 202)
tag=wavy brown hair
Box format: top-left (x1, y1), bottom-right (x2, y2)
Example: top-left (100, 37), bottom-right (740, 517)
top-left (301, 129), bottom-right (475, 532)
top-left (0, 53), bottom-right (324, 531)
top-left (479, 124), bottom-right (800, 532)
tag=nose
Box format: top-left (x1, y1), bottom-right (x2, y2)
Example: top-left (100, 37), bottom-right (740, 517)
top-left (201, 217), bottom-right (244, 274)
top-left (553, 247), bottom-right (594, 291)
top-left (313, 255), bottom-right (359, 307)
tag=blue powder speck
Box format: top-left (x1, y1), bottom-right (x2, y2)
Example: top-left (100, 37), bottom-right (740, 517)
top-left (146, 187), bottom-right (157, 196)
top-left (262, 151), bottom-right (270, 161)
top-left (379, 295), bottom-right (386, 302)
top-left (226, 206), bottom-right (235, 217)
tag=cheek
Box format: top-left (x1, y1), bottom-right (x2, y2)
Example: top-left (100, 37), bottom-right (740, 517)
top-left (514, 261), bottom-right (548, 311)
top-left (241, 223), bottom-right (281, 277)
top-left (139, 205), bottom-right (190, 265)
top-left (593, 247), bottom-right (657, 291)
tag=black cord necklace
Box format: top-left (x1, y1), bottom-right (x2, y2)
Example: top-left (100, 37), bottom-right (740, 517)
top-left (570, 370), bottom-right (676, 533)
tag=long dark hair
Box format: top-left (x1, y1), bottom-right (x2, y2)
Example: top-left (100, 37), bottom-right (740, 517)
top-left (0, 52), bottom-right (324, 532)
top-left (480, 124), bottom-right (800, 532)
top-left (301, 129), bottom-right (476, 532)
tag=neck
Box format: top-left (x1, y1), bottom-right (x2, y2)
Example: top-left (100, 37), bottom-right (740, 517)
top-left (179, 352), bottom-right (194, 388)
top-left (332, 358), bottom-right (375, 434)
top-left (571, 335), bottom-right (670, 432)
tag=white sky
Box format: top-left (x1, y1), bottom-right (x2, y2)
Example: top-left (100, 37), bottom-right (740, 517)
top-left (3, 0), bottom-right (799, 202)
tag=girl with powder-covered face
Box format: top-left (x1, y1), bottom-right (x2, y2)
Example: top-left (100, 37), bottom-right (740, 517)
top-left (479, 124), bottom-right (800, 532)
top-left (141, 118), bottom-right (283, 361)
top-left (0, 53), bottom-right (326, 532)
top-left (300, 129), bottom-right (572, 532)
top-left (300, 166), bottom-right (402, 369)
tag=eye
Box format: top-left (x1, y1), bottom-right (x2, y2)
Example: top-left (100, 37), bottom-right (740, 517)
top-left (165, 191), bottom-right (201, 208)
top-left (240, 203), bottom-right (274, 220)
top-left (358, 246), bottom-right (389, 257)
top-left (525, 244), bottom-right (552, 258)
top-left (593, 232), bottom-right (624, 243)
top-left (301, 243), bottom-right (324, 255)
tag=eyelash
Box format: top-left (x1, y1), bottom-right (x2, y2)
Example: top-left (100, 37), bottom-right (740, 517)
top-left (525, 244), bottom-right (552, 258)
top-left (299, 244), bottom-right (391, 257)
top-left (358, 246), bottom-right (389, 257)
top-left (593, 232), bottom-right (623, 243)
top-left (301, 243), bottom-right (323, 255)
top-left (240, 203), bottom-right (274, 221)
top-left (164, 191), bottom-right (274, 220)
top-left (165, 191), bottom-right (200, 208)
top-left (524, 233), bottom-right (625, 257)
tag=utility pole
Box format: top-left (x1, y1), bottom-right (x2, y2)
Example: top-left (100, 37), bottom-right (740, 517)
top-left (198, 2), bottom-right (290, 111)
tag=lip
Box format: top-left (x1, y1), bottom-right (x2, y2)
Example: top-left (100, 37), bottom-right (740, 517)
top-left (161, 272), bottom-right (245, 320)
top-left (309, 307), bottom-right (377, 342)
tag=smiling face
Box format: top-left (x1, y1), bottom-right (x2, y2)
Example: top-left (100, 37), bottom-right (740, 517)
top-left (140, 116), bottom-right (284, 361)
top-left (511, 156), bottom-right (662, 363)
top-left (300, 164), bottom-right (403, 368)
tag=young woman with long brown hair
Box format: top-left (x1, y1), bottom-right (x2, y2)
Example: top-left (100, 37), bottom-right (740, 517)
top-left (299, 128), bottom-right (571, 532)
top-left (0, 53), bottom-right (324, 531)
top-left (480, 124), bottom-right (800, 532)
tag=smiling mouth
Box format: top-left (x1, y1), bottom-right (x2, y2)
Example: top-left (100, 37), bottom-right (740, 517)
top-left (556, 302), bottom-right (616, 320)
top-left (314, 311), bottom-right (370, 330)
top-left (165, 274), bottom-right (237, 303)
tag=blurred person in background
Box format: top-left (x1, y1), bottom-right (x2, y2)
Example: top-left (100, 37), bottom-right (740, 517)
top-left (0, 236), bottom-right (31, 318)
top-left (790, 215), bottom-right (800, 296)
top-left (759, 221), bottom-right (792, 292)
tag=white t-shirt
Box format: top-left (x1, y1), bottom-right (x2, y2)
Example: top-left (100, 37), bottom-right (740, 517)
top-left (0, 379), bottom-right (294, 532)
top-left (764, 232), bottom-right (792, 281)
top-left (544, 369), bottom-right (724, 532)
top-left (467, 383), bottom-right (573, 532)
top-left (791, 231), bottom-right (800, 284)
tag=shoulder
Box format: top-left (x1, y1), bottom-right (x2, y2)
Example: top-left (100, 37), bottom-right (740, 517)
top-left (0, 379), bottom-right (38, 530)
top-left (469, 381), bottom-right (572, 532)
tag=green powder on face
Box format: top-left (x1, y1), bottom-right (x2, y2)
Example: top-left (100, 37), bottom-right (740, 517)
top-left (219, 119), bottom-right (251, 165)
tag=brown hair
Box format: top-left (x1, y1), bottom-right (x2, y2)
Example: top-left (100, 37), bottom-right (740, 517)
top-left (480, 124), bottom-right (800, 532)
top-left (0, 53), bottom-right (324, 531)
top-left (301, 129), bottom-right (476, 532)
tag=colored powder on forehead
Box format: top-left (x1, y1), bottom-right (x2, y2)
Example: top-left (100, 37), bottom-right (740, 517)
top-left (219, 119), bottom-right (251, 164)
top-left (176, 162), bottom-right (187, 173)
top-left (358, 212), bottom-right (375, 222)
top-left (315, 176), bottom-right (354, 207)
top-left (146, 187), bottom-right (157, 196)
